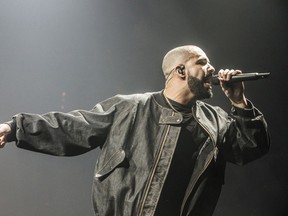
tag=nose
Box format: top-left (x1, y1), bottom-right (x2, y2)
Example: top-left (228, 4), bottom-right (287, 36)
top-left (207, 63), bottom-right (215, 75)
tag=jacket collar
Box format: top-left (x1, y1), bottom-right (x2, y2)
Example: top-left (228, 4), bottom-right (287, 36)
top-left (153, 92), bottom-right (217, 144)
top-left (159, 109), bottom-right (183, 125)
top-left (193, 101), bottom-right (218, 145)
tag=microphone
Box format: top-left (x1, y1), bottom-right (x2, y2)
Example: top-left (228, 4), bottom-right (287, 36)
top-left (211, 72), bottom-right (270, 85)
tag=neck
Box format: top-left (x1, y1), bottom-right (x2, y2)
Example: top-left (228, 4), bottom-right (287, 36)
top-left (163, 86), bottom-right (196, 107)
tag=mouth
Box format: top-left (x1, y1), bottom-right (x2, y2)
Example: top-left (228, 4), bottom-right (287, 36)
top-left (203, 75), bottom-right (212, 89)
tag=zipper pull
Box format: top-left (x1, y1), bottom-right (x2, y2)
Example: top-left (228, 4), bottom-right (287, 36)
top-left (213, 147), bottom-right (218, 162)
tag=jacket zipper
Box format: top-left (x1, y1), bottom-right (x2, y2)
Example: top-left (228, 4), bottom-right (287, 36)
top-left (180, 107), bottom-right (216, 216)
top-left (137, 124), bottom-right (171, 215)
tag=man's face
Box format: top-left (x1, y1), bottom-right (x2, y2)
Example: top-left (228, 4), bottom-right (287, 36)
top-left (185, 48), bottom-right (215, 100)
top-left (187, 75), bottom-right (213, 100)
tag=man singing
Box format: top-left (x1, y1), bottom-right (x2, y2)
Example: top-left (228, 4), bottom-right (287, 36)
top-left (0, 45), bottom-right (270, 216)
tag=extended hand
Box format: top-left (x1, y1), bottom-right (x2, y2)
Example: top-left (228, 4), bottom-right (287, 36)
top-left (218, 69), bottom-right (248, 108)
top-left (0, 124), bottom-right (12, 147)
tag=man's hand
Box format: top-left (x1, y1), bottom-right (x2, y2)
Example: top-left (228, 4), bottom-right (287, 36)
top-left (0, 124), bottom-right (12, 147)
top-left (218, 69), bottom-right (248, 109)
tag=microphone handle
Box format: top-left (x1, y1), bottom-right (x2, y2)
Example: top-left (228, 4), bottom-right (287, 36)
top-left (211, 72), bottom-right (270, 85)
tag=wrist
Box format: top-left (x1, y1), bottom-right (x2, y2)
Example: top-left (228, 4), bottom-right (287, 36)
top-left (4, 119), bottom-right (16, 142)
top-left (230, 96), bottom-right (248, 109)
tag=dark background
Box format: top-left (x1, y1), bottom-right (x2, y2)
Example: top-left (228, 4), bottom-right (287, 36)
top-left (0, 0), bottom-right (287, 215)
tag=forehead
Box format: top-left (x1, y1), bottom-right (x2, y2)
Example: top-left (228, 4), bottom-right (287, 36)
top-left (189, 47), bottom-right (209, 61)
top-left (183, 49), bottom-right (211, 70)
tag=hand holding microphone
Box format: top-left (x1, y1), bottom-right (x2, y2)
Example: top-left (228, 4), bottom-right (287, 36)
top-left (212, 70), bottom-right (270, 85)
top-left (214, 69), bottom-right (258, 109)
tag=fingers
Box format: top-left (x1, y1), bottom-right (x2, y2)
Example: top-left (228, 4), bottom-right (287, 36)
top-left (0, 142), bottom-right (6, 148)
top-left (0, 124), bottom-right (12, 147)
top-left (0, 131), bottom-right (7, 146)
top-left (0, 135), bottom-right (7, 147)
top-left (218, 69), bottom-right (242, 82)
top-left (217, 69), bottom-right (246, 107)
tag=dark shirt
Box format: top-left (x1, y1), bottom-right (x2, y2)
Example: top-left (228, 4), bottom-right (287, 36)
top-left (154, 92), bottom-right (207, 215)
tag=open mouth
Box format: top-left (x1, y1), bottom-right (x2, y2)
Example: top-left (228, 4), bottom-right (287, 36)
top-left (203, 76), bottom-right (212, 88)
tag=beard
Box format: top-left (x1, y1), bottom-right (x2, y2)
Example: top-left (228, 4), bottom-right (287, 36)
top-left (187, 75), bottom-right (213, 100)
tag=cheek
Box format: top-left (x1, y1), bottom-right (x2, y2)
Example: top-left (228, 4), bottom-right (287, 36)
top-left (189, 69), bottom-right (204, 79)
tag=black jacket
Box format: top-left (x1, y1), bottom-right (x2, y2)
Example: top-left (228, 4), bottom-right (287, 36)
top-left (10, 91), bottom-right (270, 216)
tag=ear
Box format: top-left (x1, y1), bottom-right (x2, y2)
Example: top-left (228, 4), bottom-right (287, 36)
top-left (176, 65), bottom-right (186, 79)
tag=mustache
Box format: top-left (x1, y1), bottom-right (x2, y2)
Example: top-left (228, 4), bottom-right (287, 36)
top-left (203, 74), bottom-right (213, 83)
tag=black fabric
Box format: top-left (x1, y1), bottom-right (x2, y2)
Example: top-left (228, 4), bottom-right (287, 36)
top-left (10, 91), bottom-right (270, 216)
top-left (154, 92), bottom-right (208, 215)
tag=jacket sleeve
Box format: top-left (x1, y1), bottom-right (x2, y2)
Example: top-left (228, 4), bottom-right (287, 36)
top-left (10, 97), bottom-right (121, 156)
top-left (219, 100), bottom-right (270, 165)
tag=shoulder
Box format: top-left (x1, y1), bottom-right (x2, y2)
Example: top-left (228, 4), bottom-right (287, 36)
top-left (95, 91), bottom-right (159, 111)
top-left (109, 91), bottom-right (157, 104)
top-left (196, 100), bottom-right (229, 118)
